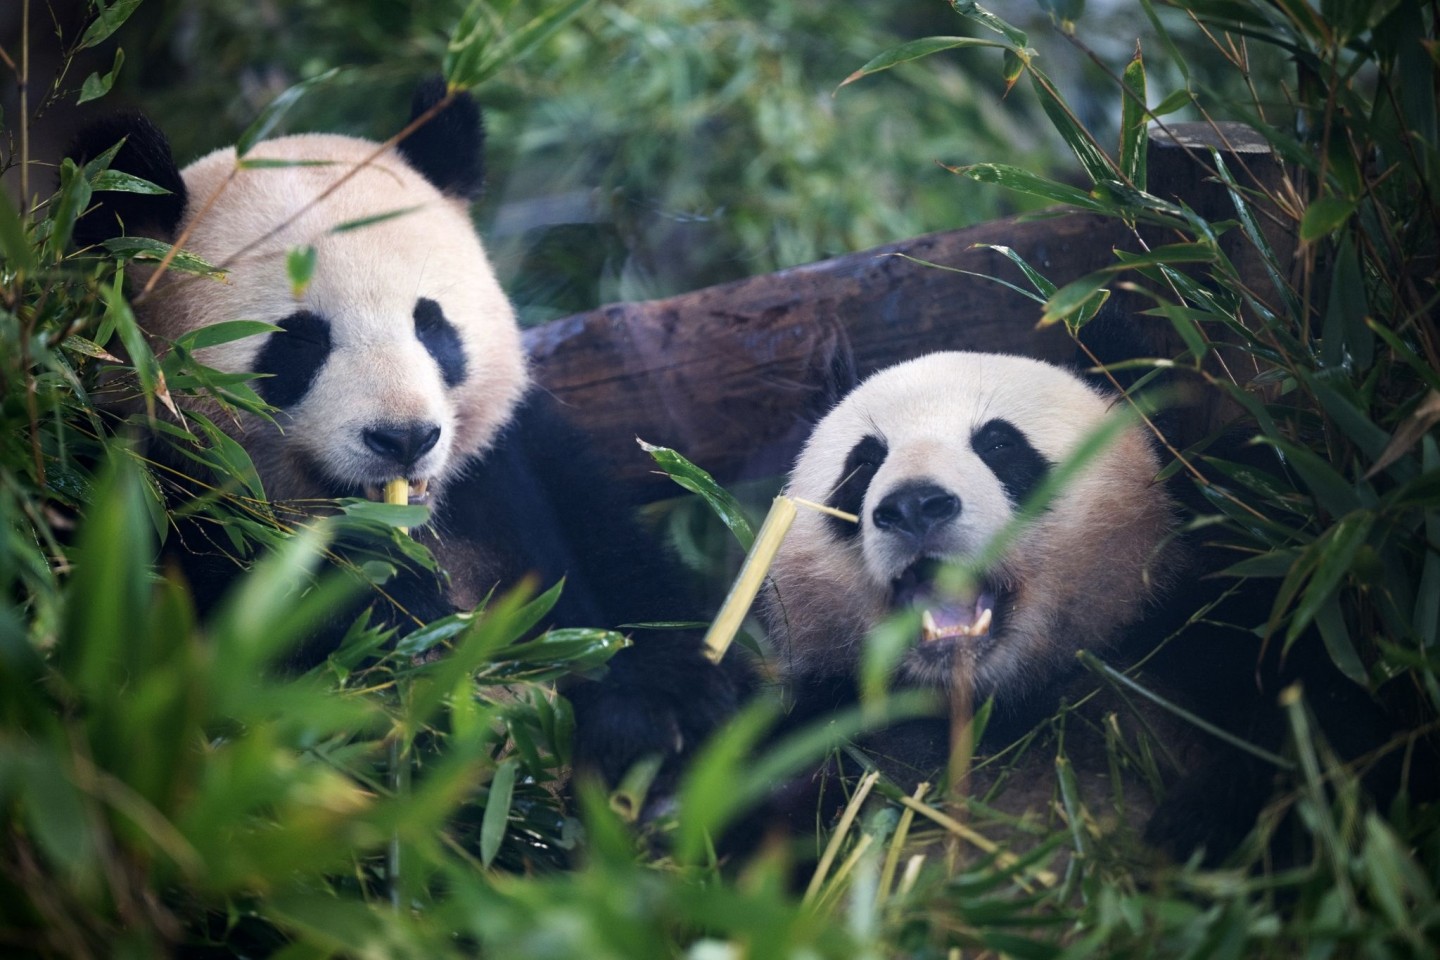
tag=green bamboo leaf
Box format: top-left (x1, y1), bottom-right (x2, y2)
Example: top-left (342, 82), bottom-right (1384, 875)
top-left (0, 188), bottom-right (35, 274)
top-left (970, 244), bottom-right (1057, 297)
top-left (102, 237), bottom-right (227, 280)
top-left (640, 439), bottom-right (754, 550)
top-left (90, 169), bottom-right (173, 195)
top-left (1284, 513), bottom-right (1374, 655)
top-left (1254, 435), bottom-right (1363, 518)
top-left (232, 158), bottom-right (338, 170)
top-left (21, 754), bottom-right (100, 879)
top-left (77, 47), bottom-right (124, 104)
top-left (77, 0), bottom-right (143, 48)
top-left (1300, 195), bottom-right (1358, 243)
top-left (837, 37), bottom-right (1011, 91)
top-left (1322, 236), bottom-right (1371, 370)
top-left (1119, 50), bottom-right (1148, 188)
top-left (173, 320), bottom-right (280, 354)
top-left (337, 499), bottom-right (430, 530)
top-left (952, 0), bottom-right (1030, 46)
top-left (235, 68), bottom-right (343, 157)
top-left (329, 206), bottom-right (423, 235)
top-left (47, 159), bottom-right (93, 259)
top-left (1151, 87), bottom-right (1194, 116)
top-left (1040, 271), bottom-right (1109, 327)
top-left (445, 0), bottom-right (595, 92)
top-left (287, 245), bottom-right (317, 298)
top-left (1310, 593), bottom-right (1367, 685)
top-left (952, 162), bottom-right (1106, 211)
top-left (1030, 70), bottom-right (1116, 184)
top-left (480, 759), bottom-right (517, 867)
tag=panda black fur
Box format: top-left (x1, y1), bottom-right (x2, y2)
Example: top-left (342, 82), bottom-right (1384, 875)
top-left (72, 82), bottom-right (740, 785)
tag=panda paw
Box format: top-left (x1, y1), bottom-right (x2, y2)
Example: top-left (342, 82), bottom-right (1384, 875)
top-left (567, 643), bottom-right (746, 804)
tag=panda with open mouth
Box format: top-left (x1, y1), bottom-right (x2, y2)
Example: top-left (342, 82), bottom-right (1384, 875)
top-left (765, 351), bottom-right (1180, 718)
top-left (747, 350), bottom-right (1225, 848)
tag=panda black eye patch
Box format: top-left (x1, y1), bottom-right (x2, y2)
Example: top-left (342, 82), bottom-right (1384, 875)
top-left (414, 298), bottom-right (468, 388)
top-left (971, 418), bottom-right (1050, 505)
top-left (827, 434), bottom-right (887, 540)
top-left (253, 310), bottom-right (332, 408)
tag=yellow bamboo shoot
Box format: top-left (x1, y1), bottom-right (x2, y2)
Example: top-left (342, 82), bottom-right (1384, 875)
top-left (383, 478), bottom-right (410, 535)
top-left (701, 494), bottom-right (798, 664)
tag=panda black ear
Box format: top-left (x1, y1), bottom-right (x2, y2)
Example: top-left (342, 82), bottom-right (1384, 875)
top-left (398, 77), bottom-right (486, 201)
top-left (69, 113), bottom-right (188, 249)
top-left (802, 325), bottom-right (860, 423)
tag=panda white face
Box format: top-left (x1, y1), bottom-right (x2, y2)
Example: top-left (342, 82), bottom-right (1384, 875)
top-left (766, 352), bottom-right (1176, 703)
top-left (141, 131), bottom-right (526, 506)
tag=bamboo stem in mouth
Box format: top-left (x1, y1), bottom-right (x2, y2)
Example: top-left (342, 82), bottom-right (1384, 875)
top-left (383, 478), bottom-right (410, 535)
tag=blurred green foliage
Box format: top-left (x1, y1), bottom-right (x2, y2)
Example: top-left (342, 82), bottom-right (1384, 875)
top-left (1, 0), bottom-right (1438, 957)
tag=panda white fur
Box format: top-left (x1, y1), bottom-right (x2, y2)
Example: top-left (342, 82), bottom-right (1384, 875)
top-left (72, 83), bottom-right (741, 782)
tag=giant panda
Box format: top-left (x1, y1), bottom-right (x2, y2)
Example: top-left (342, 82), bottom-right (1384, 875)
top-left (71, 81), bottom-right (741, 784)
top-left (751, 351), bottom-right (1193, 841)
top-left (744, 348), bottom-right (1425, 861)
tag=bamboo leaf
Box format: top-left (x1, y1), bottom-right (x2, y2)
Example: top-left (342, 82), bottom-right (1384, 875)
top-left (951, 162), bottom-right (1106, 211)
top-left (235, 68), bottom-right (343, 157)
top-left (1285, 513), bottom-right (1374, 658)
top-left (1119, 49), bottom-right (1148, 188)
top-left (838, 37), bottom-right (1011, 91)
top-left (329, 207), bottom-right (423, 235)
top-left (639, 439), bottom-right (754, 549)
top-left (287, 245), bottom-right (318, 298)
top-left (0, 189), bottom-right (34, 274)
top-left (1300, 195), bottom-right (1358, 242)
top-left (1030, 70), bottom-right (1116, 184)
top-left (77, 0), bottom-right (143, 48)
top-left (77, 48), bottom-right (124, 104)
top-left (480, 759), bottom-right (517, 867)
top-left (90, 169), bottom-right (173, 195)
top-left (1040, 271), bottom-right (1110, 327)
top-left (173, 320), bottom-right (279, 354)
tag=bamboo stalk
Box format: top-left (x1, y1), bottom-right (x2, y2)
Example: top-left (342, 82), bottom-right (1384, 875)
top-left (946, 649), bottom-right (976, 874)
top-left (876, 780), bottom-right (929, 907)
top-left (384, 478), bottom-right (409, 535)
top-left (803, 768), bottom-right (880, 905)
top-left (897, 794), bottom-right (1058, 889)
top-left (701, 494), bottom-right (798, 664)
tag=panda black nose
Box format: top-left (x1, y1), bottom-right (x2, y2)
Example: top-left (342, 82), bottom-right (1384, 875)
top-left (872, 483), bottom-right (961, 541)
top-left (363, 422), bottom-right (441, 469)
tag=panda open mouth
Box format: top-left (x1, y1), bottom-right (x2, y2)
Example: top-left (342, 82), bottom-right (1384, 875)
top-left (891, 559), bottom-right (1001, 645)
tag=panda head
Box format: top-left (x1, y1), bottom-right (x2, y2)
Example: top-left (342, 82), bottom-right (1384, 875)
top-left (74, 81), bottom-right (525, 507)
top-left (764, 351), bottom-right (1177, 704)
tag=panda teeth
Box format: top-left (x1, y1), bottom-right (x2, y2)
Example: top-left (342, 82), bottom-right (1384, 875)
top-left (919, 606), bottom-right (995, 643)
top-left (973, 606), bottom-right (993, 636)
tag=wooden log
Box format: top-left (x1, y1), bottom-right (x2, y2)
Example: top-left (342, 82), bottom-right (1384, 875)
top-left (522, 122), bottom-right (1284, 493)
top-left (524, 211), bottom-right (1132, 491)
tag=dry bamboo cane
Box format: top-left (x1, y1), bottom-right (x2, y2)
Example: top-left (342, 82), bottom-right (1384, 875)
top-left (945, 649), bottom-right (976, 874)
top-left (701, 494), bottom-right (799, 664)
